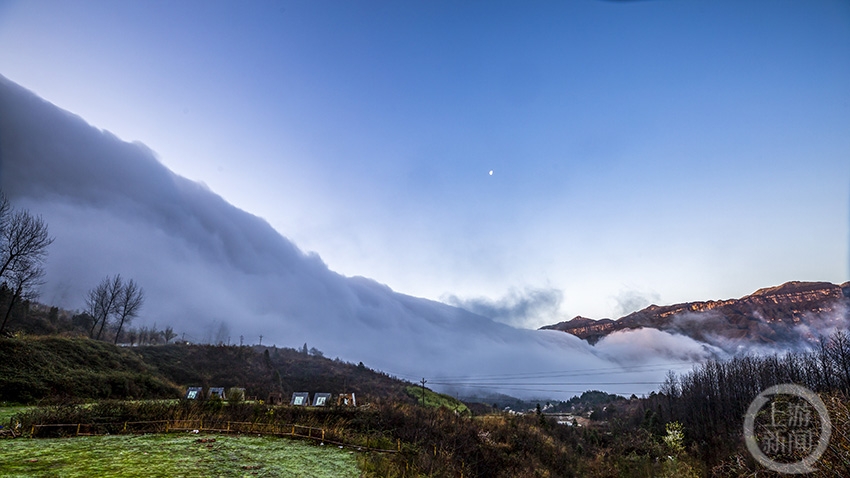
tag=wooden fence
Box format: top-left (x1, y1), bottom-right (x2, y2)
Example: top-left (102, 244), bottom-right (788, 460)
top-left (25, 420), bottom-right (399, 453)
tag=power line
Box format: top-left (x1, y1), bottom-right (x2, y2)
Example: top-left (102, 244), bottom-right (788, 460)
top-left (428, 381), bottom-right (664, 387)
top-left (430, 370), bottom-right (676, 384)
top-left (424, 360), bottom-right (695, 381)
top-left (383, 360), bottom-right (694, 386)
top-left (379, 358), bottom-right (698, 400)
top-left (450, 387), bottom-right (647, 394)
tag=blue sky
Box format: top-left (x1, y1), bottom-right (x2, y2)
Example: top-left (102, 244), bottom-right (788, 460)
top-left (1, 0), bottom-right (848, 325)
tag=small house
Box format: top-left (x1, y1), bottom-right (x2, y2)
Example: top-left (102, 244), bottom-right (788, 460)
top-left (186, 387), bottom-right (203, 400)
top-left (291, 392), bottom-right (310, 406)
top-left (337, 393), bottom-right (356, 407)
top-left (267, 391), bottom-right (283, 405)
top-left (312, 393), bottom-right (332, 407)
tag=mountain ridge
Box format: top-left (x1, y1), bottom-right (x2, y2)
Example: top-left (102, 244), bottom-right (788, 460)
top-left (541, 281), bottom-right (850, 351)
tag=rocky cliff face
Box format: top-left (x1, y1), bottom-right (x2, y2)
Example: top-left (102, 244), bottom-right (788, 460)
top-left (540, 317), bottom-right (616, 345)
top-left (541, 281), bottom-right (850, 351)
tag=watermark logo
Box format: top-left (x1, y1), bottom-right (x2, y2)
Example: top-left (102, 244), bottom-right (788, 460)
top-left (743, 384), bottom-right (831, 474)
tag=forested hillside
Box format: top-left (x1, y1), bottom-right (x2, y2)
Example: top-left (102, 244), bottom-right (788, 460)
top-left (135, 343), bottom-right (412, 402)
top-left (0, 336), bottom-right (412, 404)
top-left (0, 336), bottom-right (179, 403)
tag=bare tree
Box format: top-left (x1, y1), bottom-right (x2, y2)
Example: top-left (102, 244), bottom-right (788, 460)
top-left (149, 324), bottom-right (163, 344)
top-left (0, 259), bottom-right (45, 334)
top-left (113, 278), bottom-right (144, 344)
top-left (0, 194), bottom-right (53, 335)
top-left (138, 325), bottom-right (150, 345)
top-left (139, 325), bottom-right (156, 345)
top-left (163, 326), bottom-right (177, 344)
top-left (828, 330), bottom-right (850, 394)
top-left (127, 328), bottom-right (138, 346)
top-left (0, 193), bottom-right (10, 236)
top-left (86, 275), bottom-right (123, 340)
top-left (0, 209), bottom-right (53, 279)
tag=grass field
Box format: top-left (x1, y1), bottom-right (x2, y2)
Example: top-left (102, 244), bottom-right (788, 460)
top-left (0, 433), bottom-right (360, 477)
top-left (404, 386), bottom-right (469, 415)
top-left (0, 405), bottom-right (31, 426)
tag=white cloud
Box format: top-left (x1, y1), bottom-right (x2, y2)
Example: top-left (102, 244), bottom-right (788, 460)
top-left (0, 74), bottom-right (724, 399)
top-left (594, 327), bottom-right (723, 365)
top-left (443, 287), bottom-right (565, 329)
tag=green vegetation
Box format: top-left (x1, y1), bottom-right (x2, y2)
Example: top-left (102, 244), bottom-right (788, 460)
top-left (0, 290), bottom-right (174, 346)
top-left (0, 434), bottom-right (359, 478)
top-left (404, 385), bottom-right (469, 415)
top-left (3, 398), bottom-right (716, 477)
top-left (135, 343), bottom-right (410, 403)
top-left (0, 404), bottom-right (31, 425)
top-left (0, 336), bottom-right (412, 404)
top-left (6, 317), bottom-right (850, 476)
top-left (0, 336), bottom-right (180, 403)
top-left (7, 370), bottom-right (850, 477)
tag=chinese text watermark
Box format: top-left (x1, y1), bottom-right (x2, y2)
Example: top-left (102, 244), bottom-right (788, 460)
top-left (743, 384), bottom-right (831, 474)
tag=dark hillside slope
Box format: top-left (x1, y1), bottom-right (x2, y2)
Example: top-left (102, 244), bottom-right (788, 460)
top-left (135, 344), bottom-right (411, 402)
top-left (0, 337), bottom-right (180, 403)
top-left (0, 336), bottom-right (413, 404)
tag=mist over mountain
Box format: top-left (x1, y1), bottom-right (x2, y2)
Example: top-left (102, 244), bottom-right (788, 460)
top-left (0, 75), bottom-right (721, 398)
top-left (543, 281), bottom-right (850, 354)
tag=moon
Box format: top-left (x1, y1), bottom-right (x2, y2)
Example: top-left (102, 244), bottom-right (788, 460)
top-left (489, 170), bottom-right (493, 176)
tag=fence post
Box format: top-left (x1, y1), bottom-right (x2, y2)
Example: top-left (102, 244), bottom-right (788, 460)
top-left (321, 429), bottom-right (325, 442)
top-left (76, 424), bottom-right (81, 436)
top-left (397, 439), bottom-right (401, 452)
top-left (123, 422), bottom-right (127, 433)
top-left (31, 425), bottom-right (35, 436)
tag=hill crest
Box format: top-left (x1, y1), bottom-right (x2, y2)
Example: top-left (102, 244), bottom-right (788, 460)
top-left (541, 281), bottom-right (850, 351)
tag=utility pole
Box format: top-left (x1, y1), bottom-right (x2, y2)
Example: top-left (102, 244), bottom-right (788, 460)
top-left (420, 378), bottom-right (427, 406)
top-left (259, 335), bottom-right (263, 346)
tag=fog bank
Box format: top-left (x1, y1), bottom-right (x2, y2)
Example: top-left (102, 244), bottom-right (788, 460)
top-left (0, 75), bottom-right (708, 398)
